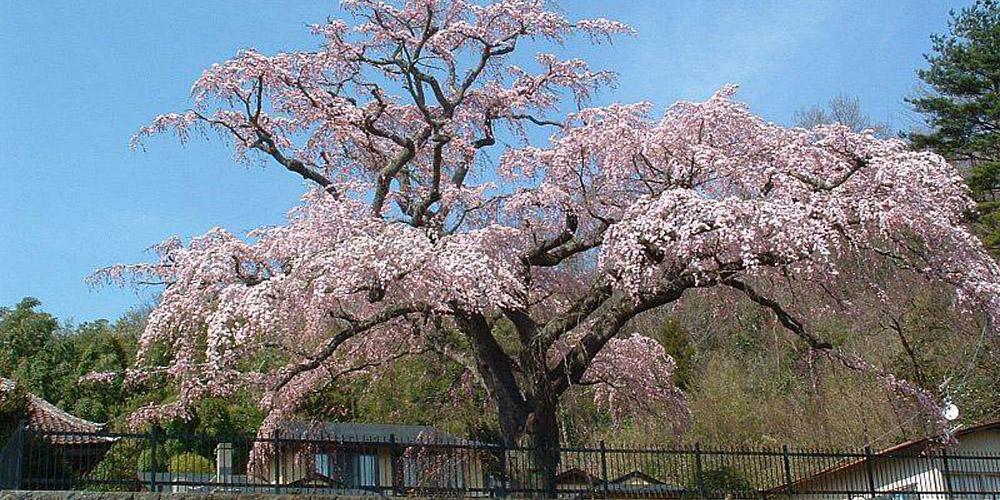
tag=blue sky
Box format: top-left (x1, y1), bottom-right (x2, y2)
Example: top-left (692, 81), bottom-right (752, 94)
top-left (0, 1), bottom-right (970, 323)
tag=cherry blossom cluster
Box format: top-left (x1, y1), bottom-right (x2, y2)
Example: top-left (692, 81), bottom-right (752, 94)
top-left (583, 334), bottom-right (690, 426)
top-left (78, 371), bottom-right (118, 384)
top-left (591, 87), bottom-right (999, 323)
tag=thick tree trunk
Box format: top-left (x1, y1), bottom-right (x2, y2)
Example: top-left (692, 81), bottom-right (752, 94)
top-left (495, 392), bottom-right (561, 497)
top-left (455, 309), bottom-right (564, 497)
top-left (523, 397), bottom-right (561, 497)
top-left (516, 346), bottom-right (563, 498)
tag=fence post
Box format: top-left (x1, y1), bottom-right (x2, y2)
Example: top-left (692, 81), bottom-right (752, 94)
top-left (600, 441), bottom-right (609, 499)
top-left (545, 443), bottom-right (556, 499)
top-left (272, 429), bottom-right (282, 494)
top-left (694, 442), bottom-right (706, 498)
top-left (863, 445), bottom-right (877, 498)
top-left (389, 433), bottom-right (399, 496)
top-left (499, 441), bottom-right (509, 498)
top-left (149, 425), bottom-right (159, 493)
top-left (782, 444), bottom-right (794, 495)
top-left (11, 419), bottom-right (27, 490)
top-left (941, 447), bottom-right (954, 498)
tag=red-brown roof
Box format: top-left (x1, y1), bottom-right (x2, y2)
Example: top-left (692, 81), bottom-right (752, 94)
top-left (1, 377), bottom-right (115, 445)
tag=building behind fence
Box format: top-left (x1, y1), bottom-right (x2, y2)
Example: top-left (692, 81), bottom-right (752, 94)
top-left (1, 420), bottom-right (999, 498)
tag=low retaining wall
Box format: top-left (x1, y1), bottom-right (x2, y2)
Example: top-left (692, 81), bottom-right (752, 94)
top-left (0, 493), bottom-right (430, 500)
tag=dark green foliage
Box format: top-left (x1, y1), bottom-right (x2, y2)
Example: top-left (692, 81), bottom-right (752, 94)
top-left (0, 298), bottom-right (271, 441)
top-left (0, 298), bottom-right (142, 424)
top-left (0, 384), bottom-right (29, 447)
top-left (136, 445), bottom-right (170, 472)
top-left (0, 298), bottom-right (60, 400)
top-left (651, 318), bottom-right (696, 390)
top-left (909, 0), bottom-right (1000, 253)
top-left (684, 465), bottom-right (754, 498)
top-left (305, 352), bottom-right (490, 437)
top-left (910, 0), bottom-right (1000, 160)
top-left (85, 439), bottom-right (146, 491)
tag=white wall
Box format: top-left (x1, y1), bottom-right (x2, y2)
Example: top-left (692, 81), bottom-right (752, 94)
top-left (785, 427), bottom-right (999, 500)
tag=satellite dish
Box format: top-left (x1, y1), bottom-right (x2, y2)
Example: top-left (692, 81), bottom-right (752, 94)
top-left (943, 402), bottom-right (960, 421)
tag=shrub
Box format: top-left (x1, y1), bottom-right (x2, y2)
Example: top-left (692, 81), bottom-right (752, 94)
top-left (136, 447), bottom-right (169, 472)
top-left (684, 465), bottom-right (754, 497)
top-left (168, 452), bottom-right (214, 474)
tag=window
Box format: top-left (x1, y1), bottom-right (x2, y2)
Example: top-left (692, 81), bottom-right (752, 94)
top-left (355, 453), bottom-right (377, 488)
top-left (333, 451), bottom-right (378, 489)
top-left (314, 453), bottom-right (332, 477)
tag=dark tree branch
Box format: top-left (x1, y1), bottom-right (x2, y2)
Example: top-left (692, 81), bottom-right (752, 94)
top-left (271, 304), bottom-right (421, 392)
top-left (723, 279), bottom-right (834, 350)
top-left (548, 276), bottom-right (694, 396)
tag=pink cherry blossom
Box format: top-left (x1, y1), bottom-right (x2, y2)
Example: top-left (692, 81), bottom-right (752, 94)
top-left (100, 0), bottom-right (999, 455)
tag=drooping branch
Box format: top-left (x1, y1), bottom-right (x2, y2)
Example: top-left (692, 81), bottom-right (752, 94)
top-left (882, 315), bottom-right (929, 387)
top-left (723, 279), bottom-right (833, 350)
top-left (271, 304), bottom-right (423, 393)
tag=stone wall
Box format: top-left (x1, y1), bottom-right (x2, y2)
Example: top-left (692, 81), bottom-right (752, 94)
top-left (0, 493), bottom-right (429, 500)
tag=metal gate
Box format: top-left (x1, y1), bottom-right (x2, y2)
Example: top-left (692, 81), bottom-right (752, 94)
top-left (0, 422), bottom-right (25, 490)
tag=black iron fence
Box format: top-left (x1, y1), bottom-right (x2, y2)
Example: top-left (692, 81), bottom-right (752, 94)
top-left (1, 423), bottom-right (998, 498)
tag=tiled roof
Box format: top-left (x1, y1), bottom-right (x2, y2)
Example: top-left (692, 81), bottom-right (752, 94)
top-left (0, 377), bottom-right (115, 445)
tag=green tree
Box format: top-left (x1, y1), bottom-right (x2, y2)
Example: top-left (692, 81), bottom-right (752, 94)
top-left (51, 316), bottom-right (140, 422)
top-left (909, 0), bottom-right (1000, 252)
top-left (0, 298), bottom-right (148, 425)
top-left (651, 318), bottom-right (696, 391)
top-left (0, 298), bottom-right (60, 398)
top-left (0, 384), bottom-right (30, 443)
